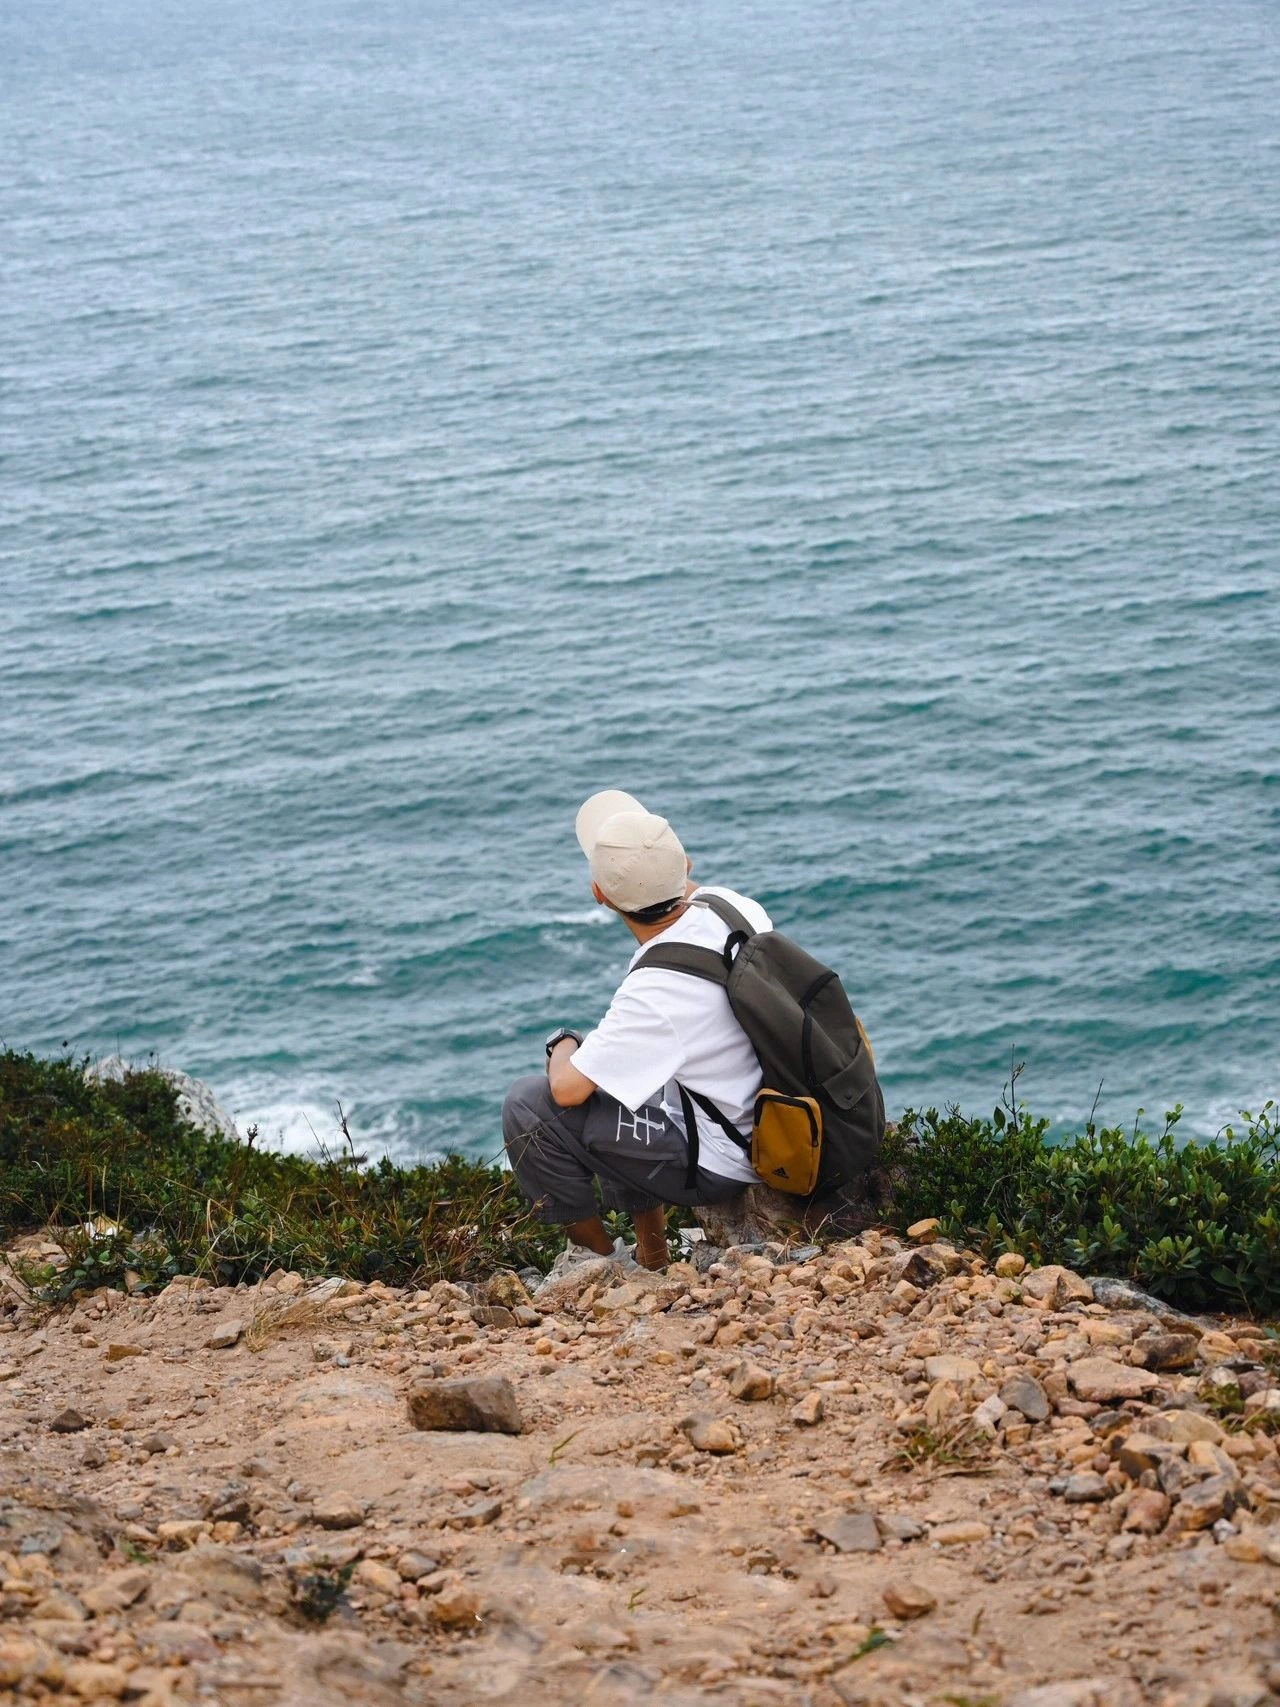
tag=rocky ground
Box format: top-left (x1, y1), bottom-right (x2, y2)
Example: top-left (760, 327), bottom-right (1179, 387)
top-left (2, 1225), bottom-right (1279, 1707)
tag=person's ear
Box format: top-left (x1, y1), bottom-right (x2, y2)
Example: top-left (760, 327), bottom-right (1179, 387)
top-left (591, 881), bottom-right (608, 907)
top-left (685, 856), bottom-right (693, 875)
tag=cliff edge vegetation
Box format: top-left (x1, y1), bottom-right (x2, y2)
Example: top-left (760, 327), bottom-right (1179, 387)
top-left (1, 1049), bottom-right (1277, 1315)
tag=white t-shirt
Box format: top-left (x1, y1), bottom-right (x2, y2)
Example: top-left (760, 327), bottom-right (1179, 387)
top-left (571, 886), bottom-right (769, 1185)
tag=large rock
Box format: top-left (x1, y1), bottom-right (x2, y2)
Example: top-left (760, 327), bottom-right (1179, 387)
top-left (407, 1375), bottom-right (523, 1435)
top-left (1088, 1276), bottom-right (1201, 1325)
top-left (1067, 1357), bottom-right (1160, 1403)
top-left (88, 1057), bottom-right (240, 1142)
top-left (692, 1184), bottom-right (803, 1247)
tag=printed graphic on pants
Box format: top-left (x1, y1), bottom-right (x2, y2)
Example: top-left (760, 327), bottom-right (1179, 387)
top-left (615, 1105), bottom-right (667, 1149)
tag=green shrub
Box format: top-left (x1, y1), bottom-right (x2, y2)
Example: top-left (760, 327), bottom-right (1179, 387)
top-left (3, 1048), bottom-right (1277, 1315)
top-left (881, 1094), bottom-right (1280, 1315)
top-left (0, 1049), bottom-right (563, 1294)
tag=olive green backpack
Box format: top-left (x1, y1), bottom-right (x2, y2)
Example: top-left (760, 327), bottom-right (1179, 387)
top-left (637, 894), bottom-right (884, 1198)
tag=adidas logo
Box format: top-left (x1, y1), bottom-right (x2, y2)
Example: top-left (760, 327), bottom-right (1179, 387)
top-left (772, 1165), bottom-right (789, 1179)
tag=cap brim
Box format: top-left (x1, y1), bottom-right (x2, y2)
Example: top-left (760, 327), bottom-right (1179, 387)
top-left (575, 789), bottom-right (647, 855)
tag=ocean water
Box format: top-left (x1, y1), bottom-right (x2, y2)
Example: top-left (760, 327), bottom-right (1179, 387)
top-left (2, 0), bottom-right (1278, 1161)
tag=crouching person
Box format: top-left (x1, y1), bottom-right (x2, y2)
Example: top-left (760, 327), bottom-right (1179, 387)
top-left (503, 789), bottom-right (765, 1270)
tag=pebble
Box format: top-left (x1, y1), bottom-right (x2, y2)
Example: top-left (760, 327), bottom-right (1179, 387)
top-left (1121, 1489), bottom-right (1172, 1535)
top-left (882, 1578), bottom-right (937, 1620)
top-left (1066, 1357), bottom-right (1160, 1403)
top-left (204, 1319), bottom-right (244, 1350)
top-left (727, 1359), bottom-right (774, 1401)
top-left (63, 1659), bottom-right (129, 1699)
top-left (791, 1389), bottom-right (825, 1426)
top-left (814, 1511), bottom-right (881, 1553)
top-left (312, 1492), bottom-right (365, 1530)
top-left (49, 1408), bottom-right (90, 1433)
top-left (923, 1354), bottom-right (981, 1384)
top-left (997, 1370), bottom-right (1049, 1423)
top-left (932, 1520), bottom-right (990, 1545)
top-left (679, 1413), bottom-right (742, 1455)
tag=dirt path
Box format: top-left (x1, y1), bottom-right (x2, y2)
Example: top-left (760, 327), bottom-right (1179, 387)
top-left (2, 1229), bottom-right (1278, 1706)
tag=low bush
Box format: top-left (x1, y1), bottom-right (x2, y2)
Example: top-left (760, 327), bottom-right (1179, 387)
top-left (0, 1049), bottom-right (563, 1294)
top-left (2, 1049), bottom-right (1277, 1314)
top-left (881, 1093), bottom-right (1280, 1316)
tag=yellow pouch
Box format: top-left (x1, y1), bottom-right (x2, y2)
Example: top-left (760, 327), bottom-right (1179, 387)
top-left (751, 1090), bottom-right (823, 1196)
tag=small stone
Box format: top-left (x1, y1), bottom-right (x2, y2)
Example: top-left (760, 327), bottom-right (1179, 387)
top-left (923, 1354), bottom-right (981, 1385)
top-left (1198, 1329), bottom-right (1240, 1361)
top-left (486, 1271), bottom-right (533, 1309)
top-left (791, 1390), bottom-right (825, 1427)
top-left (1111, 1431), bottom-right (1177, 1479)
top-left (50, 1407), bottom-right (91, 1433)
top-left (354, 1558), bottom-right (402, 1595)
top-left (453, 1496), bottom-right (503, 1528)
top-left (156, 1518), bottom-right (211, 1544)
top-left (994, 1252), bottom-right (1027, 1278)
top-left (1164, 1409), bottom-right (1226, 1445)
top-left (972, 1393), bottom-right (1008, 1434)
top-left (907, 1218), bottom-right (941, 1243)
top-left (1008, 1680), bottom-right (1141, 1707)
top-left (396, 1551), bottom-right (439, 1581)
top-left (81, 1567), bottom-right (152, 1615)
top-left (814, 1511), bottom-right (881, 1553)
top-left (63, 1659), bottom-right (129, 1699)
top-left (1121, 1488), bottom-right (1171, 1534)
top-left (1167, 1472), bottom-right (1243, 1534)
top-left (176, 1544), bottom-right (266, 1606)
top-left (892, 1248), bottom-right (960, 1289)
top-left (204, 1319), bottom-right (244, 1350)
top-left (877, 1512), bottom-right (926, 1542)
top-left (313, 1492), bottom-right (365, 1530)
top-left (678, 1413), bottom-right (742, 1455)
top-left (1133, 1332), bottom-right (1200, 1372)
top-left (1059, 1472), bottom-right (1109, 1503)
top-left (1020, 1264), bottom-right (1094, 1308)
top-left (727, 1359), bottom-right (775, 1401)
top-left (470, 1305), bottom-right (516, 1328)
top-left (882, 1578), bottom-right (936, 1620)
top-left (931, 1519), bottom-right (990, 1545)
top-left (924, 1380), bottom-right (960, 1428)
top-left (428, 1571), bottom-right (484, 1627)
top-left (407, 1374), bottom-right (523, 1435)
top-left (1000, 1371), bottom-right (1050, 1422)
top-left (1224, 1534), bottom-right (1264, 1563)
top-left (105, 1343), bottom-right (146, 1362)
top-left (141, 1431), bottom-right (176, 1455)
top-left (30, 1589), bottom-right (86, 1622)
top-left (1067, 1357), bottom-right (1160, 1403)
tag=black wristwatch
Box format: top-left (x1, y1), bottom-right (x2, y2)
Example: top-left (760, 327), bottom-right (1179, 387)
top-left (545, 1026), bottom-right (583, 1059)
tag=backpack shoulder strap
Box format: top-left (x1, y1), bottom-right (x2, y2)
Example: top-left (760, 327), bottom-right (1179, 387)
top-left (687, 891), bottom-right (755, 937)
top-left (633, 942), bottom-right (728, 985)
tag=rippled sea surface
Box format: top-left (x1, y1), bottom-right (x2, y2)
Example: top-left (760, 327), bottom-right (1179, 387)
top-left (3, 0), bottom-right (1278, 1157)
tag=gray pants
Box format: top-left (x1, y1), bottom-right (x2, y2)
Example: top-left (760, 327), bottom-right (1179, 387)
top-left (502, 1073), bottom-right (748, 1225)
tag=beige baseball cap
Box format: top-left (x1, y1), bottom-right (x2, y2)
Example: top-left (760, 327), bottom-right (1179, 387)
top-left (575, 790), bottom-right (687, 912)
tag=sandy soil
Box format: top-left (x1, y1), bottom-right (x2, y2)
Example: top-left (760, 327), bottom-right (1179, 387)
top-left (2, 1228), bottom-right (1278, 1707)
